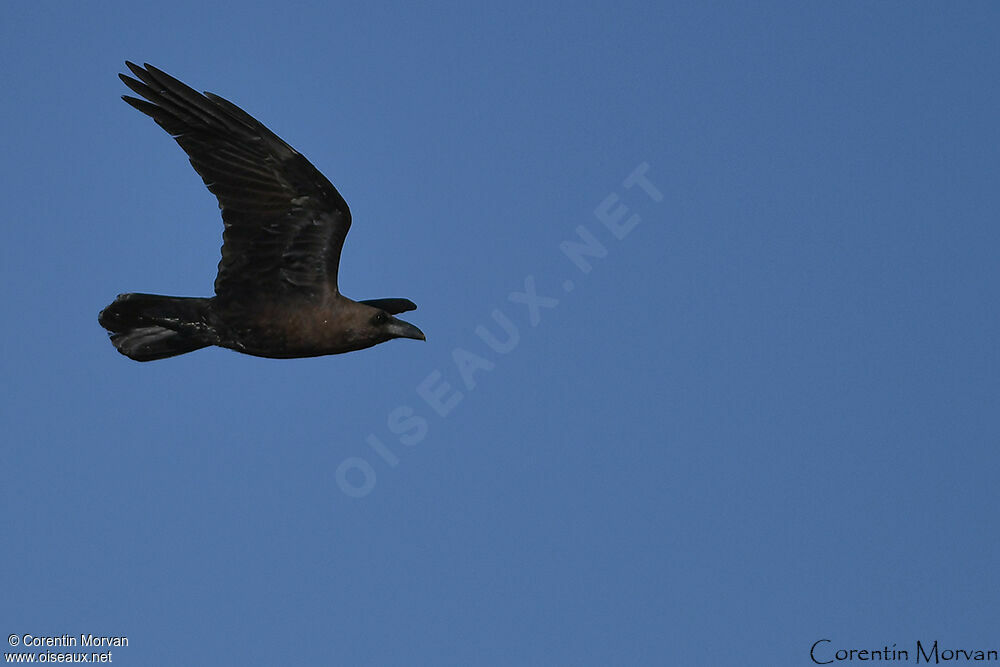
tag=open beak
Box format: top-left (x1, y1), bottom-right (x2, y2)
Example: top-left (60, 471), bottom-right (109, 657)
top-left (391, 318), bottom-right (426, 341)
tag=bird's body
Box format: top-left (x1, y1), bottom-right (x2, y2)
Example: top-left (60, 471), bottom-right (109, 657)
top-left (99, 63), bottom-right (424, 361)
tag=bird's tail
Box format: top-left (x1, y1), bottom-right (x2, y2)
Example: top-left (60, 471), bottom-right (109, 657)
top-left (98, 293), bottom-right (214, 362)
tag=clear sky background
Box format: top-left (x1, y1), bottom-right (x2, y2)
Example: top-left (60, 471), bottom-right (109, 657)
top-left (2, 2), bottom-right (999, 665)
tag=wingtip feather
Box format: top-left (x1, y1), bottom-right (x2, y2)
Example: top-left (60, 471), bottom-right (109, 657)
top-left (125, 61), bottom-right (146, 79)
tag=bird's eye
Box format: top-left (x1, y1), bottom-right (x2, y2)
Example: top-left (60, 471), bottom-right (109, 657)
top-left (373, 311), bottom-right (388, 325)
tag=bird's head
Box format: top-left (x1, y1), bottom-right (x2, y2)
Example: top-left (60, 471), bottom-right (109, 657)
top-left (365, 307), bottom-right (426, 344)
top-left (321, 296), bottom-right (424, 354)
top-left (333, 299), bottom-right (424, 351)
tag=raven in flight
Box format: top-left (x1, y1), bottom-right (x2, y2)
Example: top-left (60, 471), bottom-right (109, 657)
top-left (99, 63), bottom-right (424, 361)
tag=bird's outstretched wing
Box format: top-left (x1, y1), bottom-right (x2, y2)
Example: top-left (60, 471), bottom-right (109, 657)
top-left (119, 62), bottom-right (351, 302)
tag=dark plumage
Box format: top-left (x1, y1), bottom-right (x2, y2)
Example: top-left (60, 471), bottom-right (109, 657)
top-left (99, 62), bottom-right (424, 361)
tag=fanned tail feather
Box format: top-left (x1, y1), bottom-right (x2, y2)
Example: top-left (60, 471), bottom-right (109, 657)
top-left (99, 293), bottom-right (213, 362)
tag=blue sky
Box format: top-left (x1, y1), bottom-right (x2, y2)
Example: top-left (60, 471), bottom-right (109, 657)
top-left (2, 2), bottom-right (999, 665)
